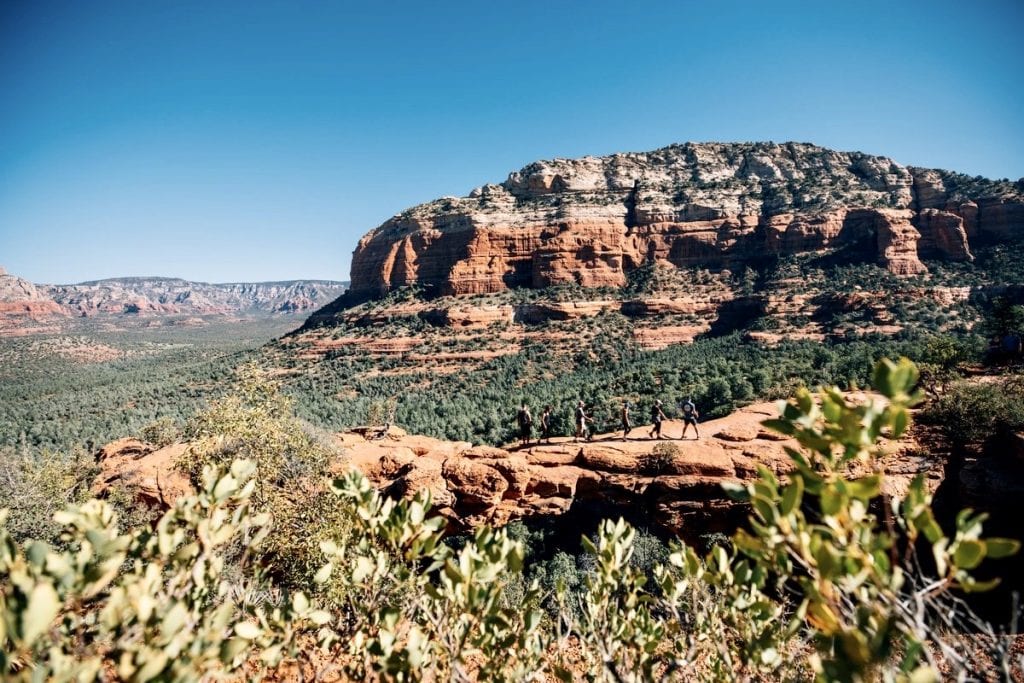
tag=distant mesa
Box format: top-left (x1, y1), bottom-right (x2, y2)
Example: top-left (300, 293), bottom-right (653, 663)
top-left (340, 142), bottom-right (1022, 301)
top-left (0, 267), bottom-right (348, 336)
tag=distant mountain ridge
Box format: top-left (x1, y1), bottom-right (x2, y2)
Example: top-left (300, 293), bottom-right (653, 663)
top-left (0, 266), bottom-right (347, 334)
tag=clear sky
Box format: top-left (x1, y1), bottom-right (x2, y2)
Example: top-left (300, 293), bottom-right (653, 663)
top-left (1, 0), bottom-right (1022, 284)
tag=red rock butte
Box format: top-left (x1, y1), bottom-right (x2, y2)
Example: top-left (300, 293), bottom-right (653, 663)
top-left (346, 142), bottom-right (1023, 299)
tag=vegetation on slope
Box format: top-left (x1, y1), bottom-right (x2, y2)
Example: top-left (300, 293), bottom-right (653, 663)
top-left (0, 318), bottom-right (295, 453)
top-left (3, 236), bottom-right (1022, 460)
top-left (2, 360), bottom-right (1020, 681)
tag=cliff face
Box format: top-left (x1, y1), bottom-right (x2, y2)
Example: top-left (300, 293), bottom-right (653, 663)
top-left (348, 142), bottom-right (1023, 298)
top-left (0, 267), bottom-right (68, 335)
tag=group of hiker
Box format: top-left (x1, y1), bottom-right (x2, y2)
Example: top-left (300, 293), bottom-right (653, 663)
top-left (515, 397), bottom-right (700, 446)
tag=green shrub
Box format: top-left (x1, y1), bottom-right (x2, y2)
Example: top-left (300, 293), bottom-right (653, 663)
top-left (138, 416), bottom-right (181, 448)
top-left (0, 460), bottom-right (321, 681)
top-left (178, 366), bottom-right (353, 589)
top-left (645, 441), bottom-right (679, 474)
top-left (0, 449), bottom-right (96, 545)
top-left (920, 375), bottom-right (1024, 447)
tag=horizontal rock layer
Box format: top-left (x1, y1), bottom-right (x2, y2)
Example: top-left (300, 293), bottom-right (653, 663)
top-left (347, 142), bottom-right (1023, 298)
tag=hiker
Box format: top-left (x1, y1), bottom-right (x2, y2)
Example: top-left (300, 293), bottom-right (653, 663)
top-left (649, 400), bottom-right (667, 439)
top-left (680, 396), bottom-right (700, 440)
top-left (540, 405), bottom-right (553, 443)
top-left (575, 400), bottom-right (591, 442)
top-left (516, 402), bottom-right (533, 446)
top-left (621, 401), bottom-right (633, 440)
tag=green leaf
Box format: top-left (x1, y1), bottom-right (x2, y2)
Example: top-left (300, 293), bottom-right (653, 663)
top-left (960, 576), bottom-right (1000, 593)
top-left (751, 494), bottom-right (775, 523)
top-left (873, 360), bottom-right (894, 397)
top-left (780, 476), bottom-right (804, 516)
top-left (820, 484), bottom-right (844, 516)
top-left (309, 610), bottom-right (332, 626)
top-left (761, 419), bottom-right (795, 436)
top-left (22, 582), bottom-right (60, 645)
top-left (953, 539), bottom-right (986, 570)
top-left (220, 637), bottom-right (251, 665)
top-left (892, 407), bottom-right (909, 438)
top-left (212, 473), bottom-right (238, 502)
top-left (732, 529), bottom-right (762, 556)
top-left (234, 621), bottom-right (262, 640)
top-left (26, 541), bottom-right (49, 568)
top-left (721, 480), bottom-right (751, 502)
top-left (839, 629), bottom-right (871, 666)
top-left (162, 601), bottom-right (189, 635)
top-left (353, 556), bottom-right (375, 582)
top-left (313, 563), bottom-right (333, 584)
top-left (135, 651), bottom-right (169, 681)
top-left (847, 474), bottom-right (882, 501)
top-left (984, 538), bottom-right (1021, 559)
top-left (906, 664), bottom-right (939, 683)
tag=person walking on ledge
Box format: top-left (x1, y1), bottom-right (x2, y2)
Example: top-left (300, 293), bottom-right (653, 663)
top-left (649, 400), bottom-right (667, 440)
top-left (574, 400), bottom-right (591, 443)
top-left (621, 401), bottom-right (633, 440)
top-left (680, 396), bottom-right (700, 440)
top-left (540, 405), bottom-right (553, 444)
top-left (516, 402), bottom-right (533, 446)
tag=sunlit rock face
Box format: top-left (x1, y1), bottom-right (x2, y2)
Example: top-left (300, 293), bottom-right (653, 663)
top-left (348, 142), bottom-right (1023, 298)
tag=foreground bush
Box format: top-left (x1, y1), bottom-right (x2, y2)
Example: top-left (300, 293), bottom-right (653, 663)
top-left (178, 365), bottom-right (354, 589)
top-left (2, 359), bottom-right (1020, 681)
top-left (0, 460), bottom-right (316, 680)
top-left (0, 449), bottom-right (96, 546)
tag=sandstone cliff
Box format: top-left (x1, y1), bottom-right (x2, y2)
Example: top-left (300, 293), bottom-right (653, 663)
top-left (345, 142), bottom-right (1023, 299)
top-left (0, 267), bottom-right (67, 335)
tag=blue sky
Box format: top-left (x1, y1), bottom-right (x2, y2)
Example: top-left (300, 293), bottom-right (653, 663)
top-left (1, 0), bottom-right (1022, 284)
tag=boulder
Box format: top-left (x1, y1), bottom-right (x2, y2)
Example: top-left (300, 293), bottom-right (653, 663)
top-left (92, 439), bottom-right (192, 509)
top-left (441, 459), bottom-right (509, 509)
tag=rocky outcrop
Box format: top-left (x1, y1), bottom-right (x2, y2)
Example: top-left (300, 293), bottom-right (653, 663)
top-left (91, 438), bottom-right (193, 508)
top-left (329, 401), bottom-right (929, 532)
top-left (342, 143), bottom-right (1021, 301)
top-left (91, 397), bottom-right (932, 537)
top-left (343, 396), bottom-right (928, 534)
top-left (914, 209), bottom-right (974, 261)
top-left (0, 267), bottom-right (67, 335)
